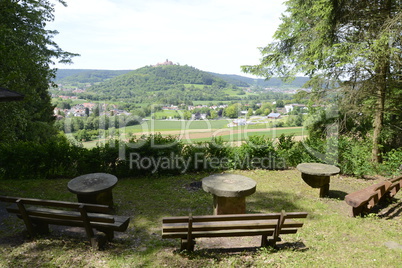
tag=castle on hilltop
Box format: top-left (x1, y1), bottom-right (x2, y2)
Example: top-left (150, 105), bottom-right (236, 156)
top-left (153, 59), bottom-right (174, 67)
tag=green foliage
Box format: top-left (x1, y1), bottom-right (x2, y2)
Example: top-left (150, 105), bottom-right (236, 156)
top-left (379, 148), bottom-right (402, 176)
top-left (86, 65), bottom-right (231, 103)
top-left (232, 136), bottom-right (281, 170)
top-left (0, 0), bottom-right (78, 143)
top-left (0, 135), bottom-right (82, 179)
top-left (1, 132), bottom-right (399, 180)
top-left (224, 103), bottom-right (241, 118)
top-left (54, 69), bottom-right (132, 84)
top-left (338, 137), bottom-right (374, 177)
top-left (242, 0), bottom-right (402, 163)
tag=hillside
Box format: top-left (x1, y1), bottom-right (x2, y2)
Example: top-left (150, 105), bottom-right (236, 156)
top-left (54, 66), bottom-right (310, 103)
top-left (85, 65), bottom-right (234, 103)
top-left (209, 73), bottom-right (310, 88)
top-left (54, 69), bottom-right (132, 84)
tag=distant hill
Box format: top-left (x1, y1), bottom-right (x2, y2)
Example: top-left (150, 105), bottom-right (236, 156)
top-left (86, 65), bottom-right (232, 103)
top-left (54, 69), bottom-right (132, 84)
top-left (210, 73), bottom-right (310, 88)
top-left (54, 66), bottom-right (310, 103)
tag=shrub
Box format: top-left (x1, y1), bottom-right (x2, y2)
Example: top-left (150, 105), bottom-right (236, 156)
top-left (232, 136), bottom-right (282, 170)
top-left (379, 148), bottom-right (402, 176)
top-left (338, 136), bottom-right (374, 177)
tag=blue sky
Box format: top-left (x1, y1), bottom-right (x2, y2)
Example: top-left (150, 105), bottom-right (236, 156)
top-left (49, 0), bottom-right (286, 77)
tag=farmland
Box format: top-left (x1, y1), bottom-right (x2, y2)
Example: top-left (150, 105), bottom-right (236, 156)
top-left (80, 118), bottom-right (306, 148)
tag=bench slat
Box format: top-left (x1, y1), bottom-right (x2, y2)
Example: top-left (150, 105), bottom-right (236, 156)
top-left (162, 212), bottom-right (308, 224)
top-left (6, 205), bottom-right (115, 223)
top-left (0, 196), bottom-right (112, 214)
top-left (163, 220), bottom-right (303, 232)
top-left (26, 215), bottom-right (130, 231)
top-left (6, 207), bottom-right (130, 231)
top-left (162, 227), bottom-right (300, 239)
top-left (163, 229), bottom-right (275, 238)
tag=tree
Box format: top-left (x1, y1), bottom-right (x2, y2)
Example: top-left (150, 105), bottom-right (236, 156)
top-left (0, 0), bottom-right (78, 143)
top-left (247, 108), bottom-right (254, 117)
top-left (275, 100), bottom-right (284, 108)
top-left (224, 103), bottom-right (241, 118)
top-left (242, 0), bottom-right (402, 163)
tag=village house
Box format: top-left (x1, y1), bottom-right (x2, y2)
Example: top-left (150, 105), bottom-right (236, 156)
top-left (267, 112), bottom-right (281, 119)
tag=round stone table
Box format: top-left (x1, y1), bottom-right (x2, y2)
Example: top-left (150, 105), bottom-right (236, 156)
top-left (296, 163), bottom-right (340, 197)
top-left (202, 174), bottom-right (257, 215)
top-left (67, 173), bottom-right (118, 207)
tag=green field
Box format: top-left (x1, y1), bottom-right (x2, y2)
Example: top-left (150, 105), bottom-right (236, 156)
top-left (80, 119), bottom-right (306, 148)
top-left (188, 127), bottom-right (306, 143)
top-left (124, 119), bottom-right (232, 132)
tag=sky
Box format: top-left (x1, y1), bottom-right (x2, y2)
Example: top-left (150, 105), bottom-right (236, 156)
top-left (49, 0), bottom-right (287, 77)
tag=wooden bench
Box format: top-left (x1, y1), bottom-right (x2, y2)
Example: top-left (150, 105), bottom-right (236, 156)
top-left (0, 196), bottom-right (130, 249)
top-left (345, 176), bottom-right (402, 217)
top-left (162, 211), bottom-right (308, 251)
top-left (387, 176), bottom-right (402, 198)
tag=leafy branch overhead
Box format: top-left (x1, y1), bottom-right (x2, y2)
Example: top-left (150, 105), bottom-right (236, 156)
top-left (0, 0), bottom-right (78, 143)
top-left (242, 0), bottom-right (402, 163)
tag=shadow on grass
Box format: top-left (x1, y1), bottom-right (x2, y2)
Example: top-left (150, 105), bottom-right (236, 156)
top-left (328, 190), bottom-right (348, 200)
top-left (247, 190), bottom-right (310, 214)
top-left (180, 241), bottom-right (308, 259)
top-left (377, 198), bottom-right (402, 219)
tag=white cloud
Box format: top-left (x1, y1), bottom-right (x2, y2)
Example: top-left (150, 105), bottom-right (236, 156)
top-left (49, 0), bottom-right (286, 76)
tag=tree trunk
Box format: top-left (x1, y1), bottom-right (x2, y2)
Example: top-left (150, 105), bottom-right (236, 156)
top-left (371, 69), bottom-right (387, 163)
top-left (371, 0), bottom-right (392, 164)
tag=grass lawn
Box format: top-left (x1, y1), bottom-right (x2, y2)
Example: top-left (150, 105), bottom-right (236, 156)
top-left (125, 119), bottom-right (232, 132)
top-left (0, 169), bottom-right (401, 267)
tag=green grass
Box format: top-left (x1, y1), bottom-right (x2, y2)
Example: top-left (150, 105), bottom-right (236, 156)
top-left (187, 128), bottom-right (305, 143)
top-left (0, 170), bottom-right (401, 267)
top-left (79, 120), bottom-right (305, 148)
top-left (150, 110), bottom-right (181, 119)
top-left (124, 119), bottom-right (232, 132)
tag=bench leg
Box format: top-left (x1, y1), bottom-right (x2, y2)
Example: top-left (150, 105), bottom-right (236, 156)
top-left (352, 206), bottom-right (364, 217)
top-left (90, 233), bottom-right (107, 250)
top-left (266, 236), bottom-right (281, 248)
top-left (96, 228), bottom-right (114, 241)
top-left (261, 235), bottom-right (267, 247)
top-left (180, 239), bottom-right (195, 252)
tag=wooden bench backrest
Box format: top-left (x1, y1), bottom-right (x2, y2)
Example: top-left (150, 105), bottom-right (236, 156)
top-left (163, 212), bottom-right (308, 224)
top-left (162, 212), bottom-right (308, 238)
top-left (0, 196), bottom-right (112, 214)
top-left (0, 195), bottom-right (115, 228)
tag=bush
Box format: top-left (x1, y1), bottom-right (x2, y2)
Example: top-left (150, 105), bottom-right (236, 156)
top-left (232, 136), bottom-right (282, 170)
top-left (2, 132), bottom-right (396, 180)
top-left (338, 136), bottom-right (374, 177)
top-left (379, 148), bottom-right (402, 176)
top-left (0, 135), bottom-right (83, 179)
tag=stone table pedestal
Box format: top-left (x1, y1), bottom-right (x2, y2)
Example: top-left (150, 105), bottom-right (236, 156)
top-left (68, 173), bottom-right (118, 208)
top-left (202, 174), bottom-right (256, 215)
top-left (297, 163), bottom-right (340, 197)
